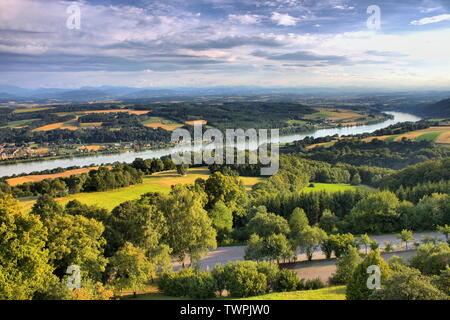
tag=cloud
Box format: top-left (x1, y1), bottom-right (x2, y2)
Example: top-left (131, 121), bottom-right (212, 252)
top-left (228, 14), bottom-right (261, 24)
top-left (185, 35), bottom-right (285, 50)
top-left (254, 50), bottom-right (349, 65)
top-left (270, 12), bottom-right (298, 26)
top-left (366, 50), bottom-right (409, 57)
top-left (411, 14), bottom-right (450, 25)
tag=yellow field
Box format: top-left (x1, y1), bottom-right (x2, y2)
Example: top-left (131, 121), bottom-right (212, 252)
top-left (436, 131), bottom-right (450, 143)
top-left (305, 108), bottom-right (364, 122)
top-left (185, 120), bottom-right (207, 126)
top-left (18, 168), bottom-right (264, 212)
top-left (363, 127), bottom-right (450, 144)
top-left (84, 109), bottom-right (150, 115)
top-left (7, 166), bottom-right (104, 186)
top-left (78, 145), bottom-right (102, 151)
top-left (32, 122), bottom-right (78, 132)
top-left (144, 123), bottom-right (184, 131)
top-left (13, 107), bottom-right (54, 113)
top-left (79, 122), bottom-right (103, 128)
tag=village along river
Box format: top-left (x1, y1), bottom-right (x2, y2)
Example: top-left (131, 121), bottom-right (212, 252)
top-left (0, 112), bottom-right (421, 177)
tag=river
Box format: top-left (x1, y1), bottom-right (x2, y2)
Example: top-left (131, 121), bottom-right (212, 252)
top-left (0, 112), bottom-right (421, 176)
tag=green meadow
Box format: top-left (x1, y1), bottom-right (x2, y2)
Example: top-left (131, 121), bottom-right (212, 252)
top-left (124, 286), bottom-right (346, 300)
top-left (19, 168), bottom-right (265, 212)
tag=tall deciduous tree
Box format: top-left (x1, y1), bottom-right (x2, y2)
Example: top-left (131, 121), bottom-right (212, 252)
top-left (289, 208), bottom-right (309, 239)
top-left (0, 193), bottom-right (55, 299)
top-left (159, 185), bottom-right (217, 266)
top-left (247, 212), bottom-right (290, 238)
top-left (295, 226), bottom-right (328, 261)
top-left (109, 242), bottom-right (155, 296)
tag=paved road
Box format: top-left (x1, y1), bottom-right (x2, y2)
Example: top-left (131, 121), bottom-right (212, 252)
top-left (287, 251), bottom-right (418, 282)
top-left (173, 231), bottom-right (444, 271)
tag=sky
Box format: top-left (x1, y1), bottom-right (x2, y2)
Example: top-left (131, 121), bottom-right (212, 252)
top-left (0, 0), bottom-right (450, 89)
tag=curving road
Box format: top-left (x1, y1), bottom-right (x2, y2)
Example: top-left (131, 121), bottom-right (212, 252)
top-left (174, 231), bottom-right (444, 271)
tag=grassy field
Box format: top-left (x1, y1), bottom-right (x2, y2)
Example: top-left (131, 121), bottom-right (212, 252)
top-left (416, 131), bottom-right (444, 142)
top-left (302, 183), bottom-right (360, 193)
top-left (124, 286), bottom-right (346, 300)
top-left (304, 108), bottom-right (365, 122)
top-left (364, 126), bottom-right (450, 144)
top-left (18, 168), bottom-right (264, 212)
top-left (242, 286), bottom-right (346, 300)
top-left (142, 116), bottom-right (184, 131)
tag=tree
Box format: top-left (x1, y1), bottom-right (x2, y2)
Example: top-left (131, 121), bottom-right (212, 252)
top-left (289, 208), bottom-right (309, 239)
top-left (397, 229), bottom-right (414, 250)
top-left (159, 185), bottom-right (217, 266)
top-left (346, 250), bottom-right (391, 300)
top-left (109, 242), bottom-right (155, 296)
top-left (31, 194), bottom-right (63, 220)
top-left (319, 209), bottom-right (339, 234)
top-left (330, 246), bottom-right (363, 285)
top-left (244, 234), bottom-right (266, 261)
top-left (345, 191), bottom-right (400, 234)
top-left (204, 172), bottom-right (247, 216)
top-left (370, 266), bottom-right (448, 300)
top-left (360, 234), bottom-right (373, 255)
top-left (176, 164), bottom-right (187, 176)
top-left (351, 173), bottom-right (362, 186)
top-left (208, 201), bottom-right (233, 241)
top-left (247, 212), bottom-right (290, 238)
top-left (296, 226), bottom-right (328, 261)
top-left (264, 234), bottom-right (295, 263)
top-left (65, 200), bottom-right (109, 222)
top-left (409, 242), bottom-right (450, 275)
top-left (244, 234), bottom-right (294, 263)
top-left (0, 193), bottom-right (55, 299)
top-left (433, 266), bottom-right (450, 296)
top-left (104, 201), bottom-right (166, 257)
top-left (45, 213), bottom-right (107, 281)
top-left (437, 225), bottom-right (450, 242)
top-left (415, 193), bottom-right (450, 230)
top-left (322, 233), bottom-right (357, 259)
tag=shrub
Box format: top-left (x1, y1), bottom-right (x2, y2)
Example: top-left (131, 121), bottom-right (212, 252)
top-left (255, 262), bottom-right (279, 292)
top-left (216, 261), bottom-right (269, 298)
top-left (346, 250), bottom-right (392, 300)
top-left (329, 246), bottom-right (362, 285)
top-left (302, 278), bottom-right (325, 290)
top-left (409, 242), bottom-right (450, 275)
top-left (158, 268), bottom-right (216, 299)
top-left (274, 269), bottom-right (300, 292)
top-left (369, 266), bottom-right (448, 300)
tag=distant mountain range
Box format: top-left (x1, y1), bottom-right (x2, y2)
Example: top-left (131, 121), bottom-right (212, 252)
top-left (2, 86), bottom-right (450, 116)
top-left (3, 85), bottom-right (448, 102)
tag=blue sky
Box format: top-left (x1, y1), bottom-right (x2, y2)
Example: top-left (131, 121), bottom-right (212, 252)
top-left (1, 0), bottom-right (450, 89)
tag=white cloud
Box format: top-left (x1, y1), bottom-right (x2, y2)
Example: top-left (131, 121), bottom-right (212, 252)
top-left (334, 5), bottom-right (354, 10)
top-left (270, 12), bottom-right (298, 26)
top-left (411, 14), bottom-right (450, 25)
top-left (229, 14), bottom-right (261, 24)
